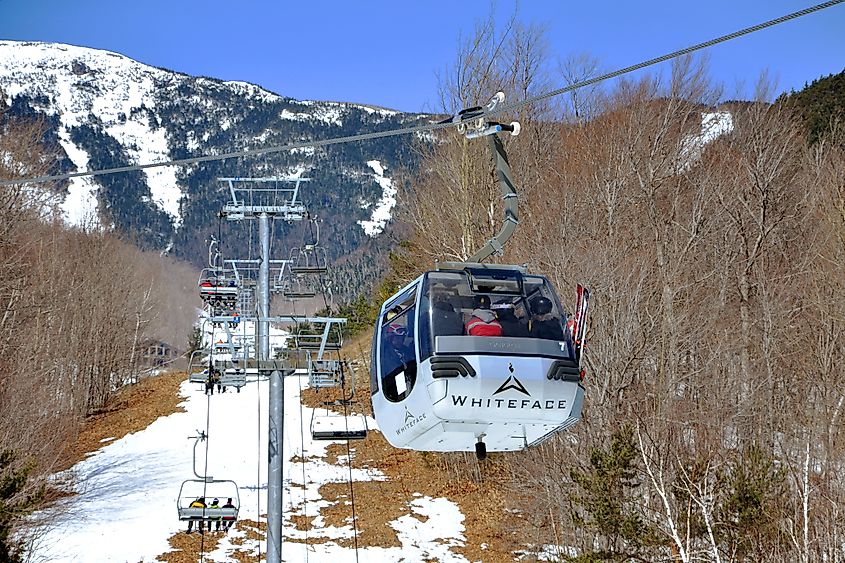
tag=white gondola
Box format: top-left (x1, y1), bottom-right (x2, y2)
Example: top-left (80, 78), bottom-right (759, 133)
top-left (370, 264), bottom-right (588, 458)
top-left (369, 93), bottom-right (590, 459)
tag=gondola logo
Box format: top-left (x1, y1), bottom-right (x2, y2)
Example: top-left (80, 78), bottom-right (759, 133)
top-left (397, 407), bottom-right (426, 436)
top-left (494, 375), bottom-right (530, 396)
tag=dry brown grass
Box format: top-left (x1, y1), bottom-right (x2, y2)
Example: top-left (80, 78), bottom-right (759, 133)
top-left (65, 332), bottom-right (530, 562)
top-left (58, 371), bottom-right (188, 471)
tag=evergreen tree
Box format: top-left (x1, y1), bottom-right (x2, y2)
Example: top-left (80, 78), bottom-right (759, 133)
top-left (776, 69), bottom-right (845, 145)
top-left (0, 450), bottom-right (44, 563)
top-left (567, 426), bottom-right (659, 562)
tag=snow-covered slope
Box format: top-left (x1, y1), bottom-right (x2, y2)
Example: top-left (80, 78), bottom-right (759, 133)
top-left (31, 375), bottom-right (469, 562)
top-left (0, 42), bottom-right (181, 226)
top-left (0, 41), bottom-right (427, 257)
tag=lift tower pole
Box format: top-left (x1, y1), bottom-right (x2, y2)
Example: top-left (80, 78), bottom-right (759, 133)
top-left (220, 177), bottom-right (308, 563)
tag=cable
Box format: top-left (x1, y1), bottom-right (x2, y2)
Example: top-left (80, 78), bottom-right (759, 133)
top-left (1, 0), bottom-right (839, 189)
top-left (338, 358), bottom-right (361, 562)
top-left (296, 357), bottom-right (311, 562)
top-left (489, 0), bottom-right (845, 119)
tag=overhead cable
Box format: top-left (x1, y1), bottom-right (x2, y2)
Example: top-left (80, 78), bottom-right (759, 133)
top-left (1, 0), bottom-right (841, 188)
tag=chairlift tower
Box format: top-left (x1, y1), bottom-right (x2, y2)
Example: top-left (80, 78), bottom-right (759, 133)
top-left (219, 176), bottom-right (308, 563)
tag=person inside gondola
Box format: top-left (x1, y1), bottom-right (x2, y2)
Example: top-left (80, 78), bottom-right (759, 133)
top-left (527, 296), bottom-right (565, 340)
top-left (385, 323), bottom-right (414, 365)
top-left (494, 301), bottom-right (527, 337)
top-left (432, 296), bottom-right (464, 336)
top-left (381, 322), bottom-right (416, 401)
top-left (187, 497), bottom-right (206, 534)
top-left (465, 295), bottom-right (503, 336)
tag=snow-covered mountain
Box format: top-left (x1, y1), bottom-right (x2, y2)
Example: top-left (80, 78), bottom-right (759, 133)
top-left (0, 41), bottom-right (429, 293)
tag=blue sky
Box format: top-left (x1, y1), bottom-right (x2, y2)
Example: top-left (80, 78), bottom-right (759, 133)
top-left (1, 0), bottom-right (842, 113)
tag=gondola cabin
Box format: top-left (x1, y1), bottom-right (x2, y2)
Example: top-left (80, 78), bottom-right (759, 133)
top-left (370, 262), bottom-right (586, 458)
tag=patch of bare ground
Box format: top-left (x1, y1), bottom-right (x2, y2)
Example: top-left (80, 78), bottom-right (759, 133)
top-left (295, 331), bottom-right (529, 561)
top-left (59, 371), bottom-right (188, 471)
top-left (157, 530), bottom-right (224, 562)
top-left (66, 330), bottom-right (529, 562)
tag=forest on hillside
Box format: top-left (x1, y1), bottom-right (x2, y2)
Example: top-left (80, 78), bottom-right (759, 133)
top-left (384, 17), bottom-right (845, 563)
top-left (0, 102), bottom-right (200, 561)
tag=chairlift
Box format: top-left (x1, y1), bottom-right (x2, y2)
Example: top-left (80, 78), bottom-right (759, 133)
top-left (278, 272), bottom-right (317, 300)
top-left (308, 355), bottom-right (342, 389)
top-left (177, 432), bottom-right (241, 528)
top-left (198, 268), bottom-right (238, 303)
top-left (369, 94), bottom-right (591, 460)
top-left (289, 319), bottom-right (343, 355)
top-left (177, 479), bottom-right (240, 526)
top-left (310, 406), bottom-right (368, 441)
top-left (289, 219), bottom-right (328, 274)
top-left (309, 362), bottom-right (368, 441)
top-left (188, 350), bottom-right (211, 384)
top-left (219, 367), bottom-right (246, 391)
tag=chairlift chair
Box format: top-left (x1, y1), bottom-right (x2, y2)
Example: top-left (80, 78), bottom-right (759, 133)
top-left (308, 354), bottom-right (342, 389)
top-left (310, 406), bottom-right (368, 441)
top-left (188, 350), bottom-right (211, 384)
top-left (280, 273), bottom-right (317, 300)
top-left (219, 367), bottom-right (246, 391)
top-left (288, 245), bottom-right (328, 275)
top-left (288, 219), bottom-right (328, 274)
top-left (309, 360), bottom-right (368, 440)
top-left (289, 319), bottom-right (343, 355)
top-left (198, 268), bottom-right (239, 304)
top-left (178, 432), bottom-right (241, 528)
top-left (177, 479), bottom-right (241, 525)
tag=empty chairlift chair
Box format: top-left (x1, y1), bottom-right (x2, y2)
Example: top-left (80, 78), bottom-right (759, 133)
top-left (290, 319), bottom-right (343, 353)
top-left (188, 351), bottom-right (212, 385)
top-left (219, 367), bottom-right (246, 391)
top-left (277, 270), bottom-right (317, 300)
top-left (288, 218), bottom-right (328, 275)
top-left (309, 361), bottom-right (368, 441)
top-left (288, 245), bottom-right (328, 275)
top-left (308, 355), bottom-right (342, 389)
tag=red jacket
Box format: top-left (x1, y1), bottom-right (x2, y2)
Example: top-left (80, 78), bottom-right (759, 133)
top-left (465, 309), bottom-right (503, 337)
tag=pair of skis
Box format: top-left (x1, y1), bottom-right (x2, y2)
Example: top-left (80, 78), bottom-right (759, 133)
top-left (572, 284), bottom-right (590, 369)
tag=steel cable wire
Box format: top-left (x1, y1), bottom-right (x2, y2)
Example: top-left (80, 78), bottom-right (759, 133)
top-left (1, 1), bottom-right (840, 188)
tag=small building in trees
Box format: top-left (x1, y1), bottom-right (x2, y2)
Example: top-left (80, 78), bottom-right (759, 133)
top-left (141, 339), bottom-right (180, 367)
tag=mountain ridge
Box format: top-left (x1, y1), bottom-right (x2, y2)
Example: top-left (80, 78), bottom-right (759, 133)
top-left (0, 40), bottom-right (430, 299)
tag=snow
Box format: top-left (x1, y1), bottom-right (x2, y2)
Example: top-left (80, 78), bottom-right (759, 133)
top-left (357, 160), bottom-right (397, 237)
top-left (30, 319), bottom-right (470, 562)
top-left (313, 103), bottom-right (344, 126)
top-left (0, 41), bottom-right (183, 228)
top-left (678, 111), bottom-right (734, 171)
top-left (56, 132), bottom-right (100, 226)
